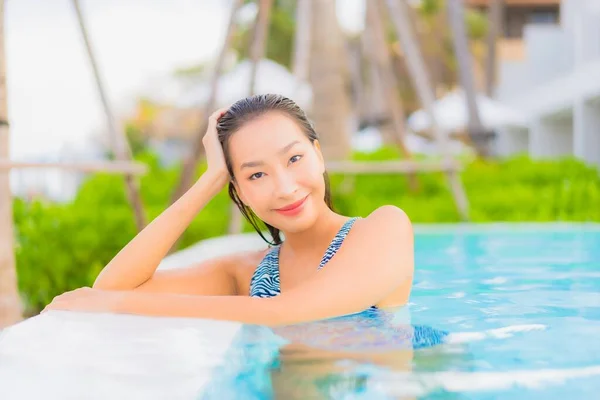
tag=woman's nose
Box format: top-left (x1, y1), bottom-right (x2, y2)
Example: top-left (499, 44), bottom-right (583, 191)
top-left (273, 171), bottom-right (298, 198)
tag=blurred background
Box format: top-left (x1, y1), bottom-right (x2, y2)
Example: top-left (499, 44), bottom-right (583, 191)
top-left (1, 0), bottom-right (599, 325)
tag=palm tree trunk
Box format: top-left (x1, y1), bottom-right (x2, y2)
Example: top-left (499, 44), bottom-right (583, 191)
top-left (171, 0), bottom-right (243, 205)
top-left (72, 0), bottom-right (146, 231)
top-left (0, 0), bottom-right (23, 328)
top-left (360, 33), bottom-right (386, 130)
top-left (366, 0), bottom-right (411, 157)
top-left (228, 0), bottom-right (273, 235)
top-left (485, 0), bottom-right (504, 97)
top-left (367, 0), bottom-right (419, 191)
top-left (446, 0), bottom-right (490, 158)
top-left (383, 0), bottom-right (469, 220)
top-left (308, 0), bottom-right (352, 161)
top-left (292, 0), bottom-right (311, 84)
top-left (248, 0), bottom-right (273, 96)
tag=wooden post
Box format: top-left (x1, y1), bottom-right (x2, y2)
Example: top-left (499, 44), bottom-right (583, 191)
top-left (72, 0), bottom-right (146, 231)
top-left (0, 0), bottom-right (23, 328)
top-left (171, 0), bottom-right (244, 205)
top-left (383, 0), bottom-right (469, 221)
top-left (227, 0), bottom-right (274, 235)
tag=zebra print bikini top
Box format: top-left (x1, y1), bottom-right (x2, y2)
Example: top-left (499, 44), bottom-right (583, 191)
top-left (249, 217), bottom-right (360, 299)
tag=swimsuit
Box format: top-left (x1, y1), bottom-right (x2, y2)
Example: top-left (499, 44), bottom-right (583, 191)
top-left (249, 217), bottom-right (364, 301)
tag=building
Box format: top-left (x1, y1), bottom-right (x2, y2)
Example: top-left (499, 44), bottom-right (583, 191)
top-left (466, 0), bottom-right (561, 63)
top-left (490, 0), bottom-right (600, 168)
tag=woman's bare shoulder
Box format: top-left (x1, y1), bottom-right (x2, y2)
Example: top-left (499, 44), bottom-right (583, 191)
top-left (226, 247), bottom-right (271, 295)
top-left (225, 248), bottom-right (270, 269)
top-left (361, 205), bottom-right (412, 232)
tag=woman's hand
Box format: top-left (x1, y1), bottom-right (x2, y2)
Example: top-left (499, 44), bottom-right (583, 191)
top-left (202, 107), bottom-right (230, 187)
top-left (43, 287), bottom-right (123, 314)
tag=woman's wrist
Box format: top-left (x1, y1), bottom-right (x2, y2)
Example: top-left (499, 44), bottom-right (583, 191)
top-left (199, 169), bottom-right (230, 193)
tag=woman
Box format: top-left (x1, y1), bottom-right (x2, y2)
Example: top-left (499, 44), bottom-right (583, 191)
top-left (44, 94), bottom-right (414, 326)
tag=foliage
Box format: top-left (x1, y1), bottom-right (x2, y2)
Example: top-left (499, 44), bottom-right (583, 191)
top-left (465, 8), bottom-right (489, 40)
top-left (232, 0), bottom-right (296, 69)
top-left (13, 151), bottom-right (229, 315)
top-left (330, 150), bottom-right (600, 223)
top-left (13, 150), bottom-right (600, 315)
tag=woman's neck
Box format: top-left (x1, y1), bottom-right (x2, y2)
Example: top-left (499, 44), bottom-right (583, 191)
top-left (280, 209), bottom-right (350, 255)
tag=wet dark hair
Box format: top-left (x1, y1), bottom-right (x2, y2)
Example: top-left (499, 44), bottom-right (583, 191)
top-left (216, 93), bottom-right (334, 246)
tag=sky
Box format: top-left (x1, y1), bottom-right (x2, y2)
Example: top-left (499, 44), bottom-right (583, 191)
top-left (6, 0), bottom-right (365, 160)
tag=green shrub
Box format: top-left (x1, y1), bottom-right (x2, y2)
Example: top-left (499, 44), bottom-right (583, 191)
top-left (13, 150), bottom-right (600, 314)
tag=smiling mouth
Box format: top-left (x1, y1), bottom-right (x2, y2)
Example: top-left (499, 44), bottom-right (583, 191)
top-left (275, 195), bottom-right (309, 212)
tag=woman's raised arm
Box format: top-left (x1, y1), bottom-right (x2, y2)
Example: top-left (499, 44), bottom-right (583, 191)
top-left (93, 108), bottom-right (230, 291)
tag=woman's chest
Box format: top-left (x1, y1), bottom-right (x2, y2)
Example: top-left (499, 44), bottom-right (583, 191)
top-left (278, 255), bottom-right (323, 292)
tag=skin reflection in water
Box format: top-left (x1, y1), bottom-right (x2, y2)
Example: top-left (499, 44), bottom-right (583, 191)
top-left (268, 309), bottom-right (431, 399)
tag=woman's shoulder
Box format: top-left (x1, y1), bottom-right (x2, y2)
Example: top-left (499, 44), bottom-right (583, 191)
top-left (226, 248), bottom-right (272, 295)
top-left (226, 248), bottom-right (271, 270)
top-left (359, 205), bottom-right (412, 232)
top-left (339, 206), bottom-right (412, 256)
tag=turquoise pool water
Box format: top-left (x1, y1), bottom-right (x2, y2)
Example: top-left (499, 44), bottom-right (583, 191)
top-left (1, 224), bottom-right (599, 399)
top-left (202, 224), bottom-right (600, 399)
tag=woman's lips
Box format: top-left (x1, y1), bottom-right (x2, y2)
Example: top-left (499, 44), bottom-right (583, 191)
top-left (275, 195), bottom-right (308, 216)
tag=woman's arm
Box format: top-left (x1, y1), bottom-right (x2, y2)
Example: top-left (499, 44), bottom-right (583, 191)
top-left (132, 250), bottom-right (266, 296)
top-left (49, 206), bottom-right (413, 325)
top-left (118, 206), bottom-right (412, 324)
top-left (93, 172), bottom-right (226, 291)
top-left (93, 108), bottom-right (230, 291)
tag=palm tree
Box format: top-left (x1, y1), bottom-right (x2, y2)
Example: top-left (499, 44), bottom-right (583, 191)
top-left (308, 0), bottom-right (352, 160)
top-left (172, 0), bottom-right (243, 205)
top-left (446, 0), bottom-right (490, 158)
top-left (228, 0), bottom-right (274, 234)
top-left (291, 0), bottom-right (311, 84)
top-left (0, 0), bottom-right (23, 328)
top-left (365, 0), bottom-right (410, 157)
top-left (382, 0), bottom-right (469, 220)
top-left (485, 0), bottom-right (504, 96)
top-left (72, 0), bottom-right (147, 230)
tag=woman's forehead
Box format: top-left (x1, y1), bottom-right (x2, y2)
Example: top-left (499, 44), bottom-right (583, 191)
top-left (229, 113), bottom-right (309, 154)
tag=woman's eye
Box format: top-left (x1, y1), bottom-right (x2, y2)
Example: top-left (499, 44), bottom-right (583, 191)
top-left (289, 155), bottom-right (303, 164)
top-left (249, 172), bottom-right (264, 180)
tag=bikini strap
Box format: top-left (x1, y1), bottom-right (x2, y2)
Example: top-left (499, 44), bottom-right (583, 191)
top-left (317, 217), bottom-right (360, 270)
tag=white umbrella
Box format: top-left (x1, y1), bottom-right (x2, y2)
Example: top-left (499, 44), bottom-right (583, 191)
top-left (352, 126), bottom-right (472, 156)
top-left (407, 90), bottom-right (528, 133)
top-left (177, 58), bottom-right (313, 110)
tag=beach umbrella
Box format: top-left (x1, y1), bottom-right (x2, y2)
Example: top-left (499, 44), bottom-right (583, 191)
top-left (407, 90), bottom-right (527, 133)
top-left (177, 58), bottom-right (313, 110)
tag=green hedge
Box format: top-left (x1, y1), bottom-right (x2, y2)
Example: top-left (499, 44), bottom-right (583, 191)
top-left (12, 150), bottom-right (600, 314)
top-left (331, 148), bottom-right (600, 222)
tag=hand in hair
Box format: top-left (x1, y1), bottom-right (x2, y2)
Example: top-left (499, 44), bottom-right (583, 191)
top-left (202, 107), bottom-right (230, 187)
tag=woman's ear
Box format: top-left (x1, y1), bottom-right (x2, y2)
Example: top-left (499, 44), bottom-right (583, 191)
top-left (313, 140), bottom-right (326, 174)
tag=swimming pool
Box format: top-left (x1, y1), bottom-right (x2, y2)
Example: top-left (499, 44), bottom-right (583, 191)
top-left (1, 223), bottom-right (599, 399)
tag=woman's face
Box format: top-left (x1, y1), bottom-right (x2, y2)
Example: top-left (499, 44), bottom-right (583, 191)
top-left (228, 112), bottom-right (327, 233)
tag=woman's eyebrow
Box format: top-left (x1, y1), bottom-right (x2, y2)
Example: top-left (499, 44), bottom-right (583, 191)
top-left (240, 140), bottom-right (301, 169)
